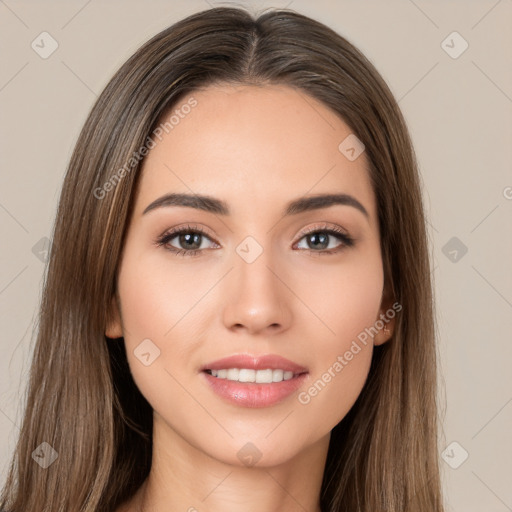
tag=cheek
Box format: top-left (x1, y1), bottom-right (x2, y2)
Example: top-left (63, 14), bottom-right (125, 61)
top-left (296, 344), bottom-right (373, 446)
top-left (117, 248), bottom-right (210, 346)
top-left (296, 298), bottom-right (378, 437)
top-left (293, 249), bottom-right (383, 426)
top-left (115, 251), bottom-right (207, 406)
top-left (291, 244), bottom-right (384, 344)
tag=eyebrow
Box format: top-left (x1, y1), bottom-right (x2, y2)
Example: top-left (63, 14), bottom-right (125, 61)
top-left (142, 192), bottom-right (369, 219)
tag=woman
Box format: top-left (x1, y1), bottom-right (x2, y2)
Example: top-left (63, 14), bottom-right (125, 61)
top-left (0, 6), bottom-right (444, 512)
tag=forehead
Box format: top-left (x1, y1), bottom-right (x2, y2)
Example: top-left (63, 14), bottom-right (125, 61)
top-left (136, 83), bottom-right (377, 223)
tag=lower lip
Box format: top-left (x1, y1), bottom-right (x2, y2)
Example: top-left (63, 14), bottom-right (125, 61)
top-left (201, 371), bottom-right (308, 408)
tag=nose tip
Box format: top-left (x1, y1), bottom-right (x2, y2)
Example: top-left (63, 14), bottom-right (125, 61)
top-left (222, 258), bottom-right (292, 335)
top-left (232, 318), bottom-right (283, 335)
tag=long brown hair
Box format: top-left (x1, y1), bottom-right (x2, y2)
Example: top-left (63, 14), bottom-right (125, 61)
top-left (1, 6), bottom-right (444, 511)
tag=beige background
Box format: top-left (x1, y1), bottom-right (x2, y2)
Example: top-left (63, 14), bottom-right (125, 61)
top-left (1, 0), bottom-right (511, 509)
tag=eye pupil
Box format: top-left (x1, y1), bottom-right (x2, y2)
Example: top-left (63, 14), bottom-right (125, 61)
top-left (308, 233), bottom-right (328, 250)
top-left (180, 233), bottom-right (201, 249)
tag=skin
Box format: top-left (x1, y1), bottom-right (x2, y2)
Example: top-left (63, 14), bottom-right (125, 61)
top-left (108, 84), bottom-right (394, 512)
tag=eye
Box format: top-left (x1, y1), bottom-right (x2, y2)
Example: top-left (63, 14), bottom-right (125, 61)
top-left (294, 224), bottom-right (354, 255)
top-left (155, 224), bottom-right (218, 257)
top-left (155, 223), bottom-right (355, 257)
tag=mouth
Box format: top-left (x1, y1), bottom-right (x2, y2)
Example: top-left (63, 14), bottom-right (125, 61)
top-left (200, 353), bottom-right (309, 408)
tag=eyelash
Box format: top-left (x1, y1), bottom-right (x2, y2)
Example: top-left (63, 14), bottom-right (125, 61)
top-left (154, 223), bottom-right (355, 257)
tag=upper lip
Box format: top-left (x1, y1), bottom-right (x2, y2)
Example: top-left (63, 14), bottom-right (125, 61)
top-left (201, 354), bottom-right (308, 374)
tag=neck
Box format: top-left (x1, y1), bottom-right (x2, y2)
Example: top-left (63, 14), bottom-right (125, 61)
top-left (135, 415), bottom-right (329, 512)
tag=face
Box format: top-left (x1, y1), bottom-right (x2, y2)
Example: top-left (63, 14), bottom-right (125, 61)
top-left (107, 84), bottom-right (394, 468)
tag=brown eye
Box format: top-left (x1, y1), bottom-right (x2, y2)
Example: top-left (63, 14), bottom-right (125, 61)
top-left (155, 225), bottom-right (218, 257)
top-left (295, 226), bottom-right (354, 255)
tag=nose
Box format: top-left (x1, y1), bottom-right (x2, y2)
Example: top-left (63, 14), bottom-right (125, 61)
top-left (222, 247), bottom-right (293, 336)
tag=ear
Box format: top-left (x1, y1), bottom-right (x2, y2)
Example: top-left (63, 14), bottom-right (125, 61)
top-left (373, 312), bottom-right (395, 346)
top-left (373, 286), bottom-right (397, 347)
top-left (105, 294), bottom-right (123, 339)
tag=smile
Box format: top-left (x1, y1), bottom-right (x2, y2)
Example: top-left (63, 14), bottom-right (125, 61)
top-left (205, 368), bottom-right (296, 383)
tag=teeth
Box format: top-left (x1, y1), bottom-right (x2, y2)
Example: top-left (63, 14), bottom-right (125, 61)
top-left (227, 368), bottom-right (239, 380)
top-left (256, 369), bottom-right (273, 383)
top-left (272, 369), bottom-right (284, 382)
top-left (208, 368), bottom-right (295, 383)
